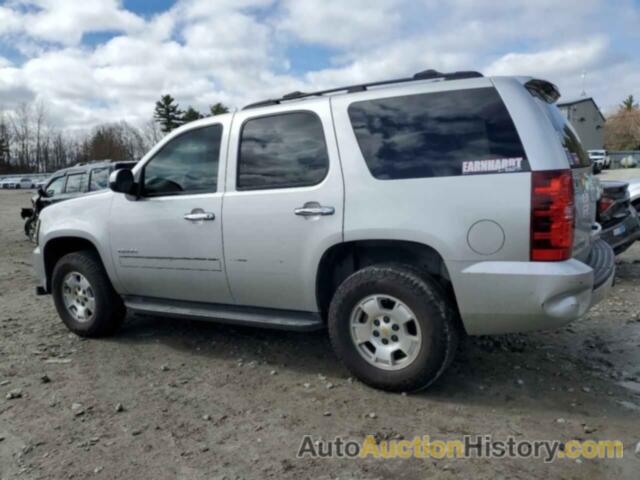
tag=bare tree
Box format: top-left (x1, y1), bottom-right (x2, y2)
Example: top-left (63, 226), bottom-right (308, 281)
top-left (9, 102), bottom-right (33, 171)
top-left (0, 111), bottom-right (11, 172)
top-left (33, 101), bottom-right (48, 172)
top-left (142, 117), bottom-right (163, 151)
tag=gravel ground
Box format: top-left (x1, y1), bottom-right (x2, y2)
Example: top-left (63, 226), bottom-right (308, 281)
top-left (1, 184), bottom-right (640, 480)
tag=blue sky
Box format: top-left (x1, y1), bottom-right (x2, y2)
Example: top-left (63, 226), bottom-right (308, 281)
top-left (0, 0), bottom-right (638, 129)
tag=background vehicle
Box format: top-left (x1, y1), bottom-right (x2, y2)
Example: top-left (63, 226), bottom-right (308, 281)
top-left (628, 178), bottom-right (640, 214)
top-left (1, 177), bottom-right (18, 188)
top-left (18, 177), bottom-right (34, 189)
top-left (33, 71), bottom-right (613, 392)
top-left (597, 180), bottom-right (640, 254)
top-left (588, 149), bottom-right (608, 172)
top-left (35, 177), bottom-right (50, 189)
top-left (21, 161), bottom-right (136, 242)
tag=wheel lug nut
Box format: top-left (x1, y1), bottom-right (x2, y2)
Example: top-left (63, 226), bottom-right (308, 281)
top-left (382, 339), bottom-right (389, 345)
top-left (383, 316), bottom-right (390, 323)
top-left (373, 330), bottom-right (380, 337)
top-left (392, 324), bottom-right (399, 331)
top-left (391, 335), bottom-right (398, 342)
top-left (373, 319), bottom-right (380, 326)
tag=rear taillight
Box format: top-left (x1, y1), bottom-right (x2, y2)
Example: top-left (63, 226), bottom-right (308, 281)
top-left (530, 170), bottom-right (575, 261)
top-left (598, 196), bottom-right (615, 217)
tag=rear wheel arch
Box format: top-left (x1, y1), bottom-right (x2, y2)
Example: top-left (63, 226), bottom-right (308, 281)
top-left (315, 240), bottom-right (460, 323)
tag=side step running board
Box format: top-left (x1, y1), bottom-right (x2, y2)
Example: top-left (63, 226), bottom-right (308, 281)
top-left (123, 296), bottom-right (325, 332)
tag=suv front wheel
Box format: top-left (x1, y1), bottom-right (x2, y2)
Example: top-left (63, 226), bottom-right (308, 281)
top-left (52, 250), bottom-right (125, 337)
top-left (328, 265), bottom-right (458, 392)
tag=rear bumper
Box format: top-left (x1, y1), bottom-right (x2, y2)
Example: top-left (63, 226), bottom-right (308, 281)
top-left (451, 239), bottom-right (615, 335)
top-left (600, 208), bottom-right (640, 255)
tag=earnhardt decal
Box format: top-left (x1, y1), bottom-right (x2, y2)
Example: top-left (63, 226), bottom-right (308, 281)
top-left (462, 157), bottom-right (525, 175)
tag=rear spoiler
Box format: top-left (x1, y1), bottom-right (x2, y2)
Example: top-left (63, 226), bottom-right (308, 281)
top-left (524, 79), bottom-right (560, 103)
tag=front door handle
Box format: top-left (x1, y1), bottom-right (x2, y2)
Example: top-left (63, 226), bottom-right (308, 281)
top-left (184, 210), bottom-right (215, 221)
top-left (294, 202), bottom-right (335, 217)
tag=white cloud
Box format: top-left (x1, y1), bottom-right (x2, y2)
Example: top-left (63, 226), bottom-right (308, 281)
top-left (0, 0), bottom-right (638, 131)
top-left (278, 0), bottom-right (403, 47)
top-left (486, 38), bottom-right (610, 78)
top-left (0, 6), bottom-right (22, 35)
top-left (4, 0), bottom-right (145, 45)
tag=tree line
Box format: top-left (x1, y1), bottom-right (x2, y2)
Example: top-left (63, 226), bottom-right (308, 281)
top-left (0, 95), bottom-right (229, 175)
top-left (604, 94), bottom-right (640, 151)
top-left (2, 90), bottom-right (638, 176)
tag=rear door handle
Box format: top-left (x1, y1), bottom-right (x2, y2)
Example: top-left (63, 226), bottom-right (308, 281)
top-left (184, 211), bottom-right (215, 221)
top-left (294, 202), bottom-right (335, 217)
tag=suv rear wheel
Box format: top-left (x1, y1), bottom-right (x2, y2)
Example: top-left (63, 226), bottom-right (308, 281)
top-left (52, 250), bottom-right (125, 337)
top-left (328, 265), bottom-right (458, 392)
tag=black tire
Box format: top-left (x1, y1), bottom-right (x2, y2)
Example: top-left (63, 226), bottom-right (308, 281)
top-left (52, 250), bottom-right (125, 337)
top-left (328, 264), bottom-right (458, 392)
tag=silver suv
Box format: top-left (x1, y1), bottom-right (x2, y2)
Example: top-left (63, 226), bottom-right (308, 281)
top-left (33, 70), bottom-right (615, 392)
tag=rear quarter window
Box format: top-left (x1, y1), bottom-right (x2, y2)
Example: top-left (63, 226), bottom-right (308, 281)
top-left (540, 102), bottom-right (591, 169)
top-left (348, 87), bottom-right (528, 179)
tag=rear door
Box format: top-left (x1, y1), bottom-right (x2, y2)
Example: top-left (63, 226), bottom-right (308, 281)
top-left (222, 101), bottom-right (344, 312)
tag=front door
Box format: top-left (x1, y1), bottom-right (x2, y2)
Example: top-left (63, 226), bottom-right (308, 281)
top-left (110, 120), bottom-right (233, 304)
top-left (223, 103), bottom-right (344, 312)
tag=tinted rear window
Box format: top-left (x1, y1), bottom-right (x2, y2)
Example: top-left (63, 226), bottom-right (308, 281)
top-left (542, 103), bottom-right (591, 168)
top-left (348, 87), bottom-right (528, 179)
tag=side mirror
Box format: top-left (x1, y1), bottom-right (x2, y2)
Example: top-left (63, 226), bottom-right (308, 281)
top-left (37, 185), bottom-right (46, 196)
top-left (109, 169), bottom-right (136, 195)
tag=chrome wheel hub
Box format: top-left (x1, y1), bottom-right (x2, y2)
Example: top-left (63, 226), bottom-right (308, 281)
top-left (350, 294), bottom-right (422, 371)
top-left (61, 272), bottom-right (96, 323)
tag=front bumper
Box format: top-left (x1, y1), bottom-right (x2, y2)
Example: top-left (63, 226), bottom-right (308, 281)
top-left (451, 239), bottom-right (615, 335)
top-left (32, 245), bottom-right (48, 295)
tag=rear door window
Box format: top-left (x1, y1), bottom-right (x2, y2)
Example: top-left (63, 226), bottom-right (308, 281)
top-left (237, 112), bottom-right (329, 190)
top-left (348, 87), bottom-right (528, 179)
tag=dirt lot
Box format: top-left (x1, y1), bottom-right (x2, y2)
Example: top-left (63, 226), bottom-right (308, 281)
top-left (1, 184), bottom-right (640, 479)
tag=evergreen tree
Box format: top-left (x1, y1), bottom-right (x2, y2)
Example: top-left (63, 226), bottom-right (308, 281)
top-left (182, 106), bottom-right (204, 123)
top-left (621, 94), bottom-right (638, 112)
top-left (209, 102), bottom-right (230, 116)
top-left (154, 94), bottom-right (183, 133)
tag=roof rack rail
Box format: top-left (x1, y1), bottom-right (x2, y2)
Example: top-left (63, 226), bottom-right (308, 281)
top-left (243, 69), bottom-right (483, 110)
